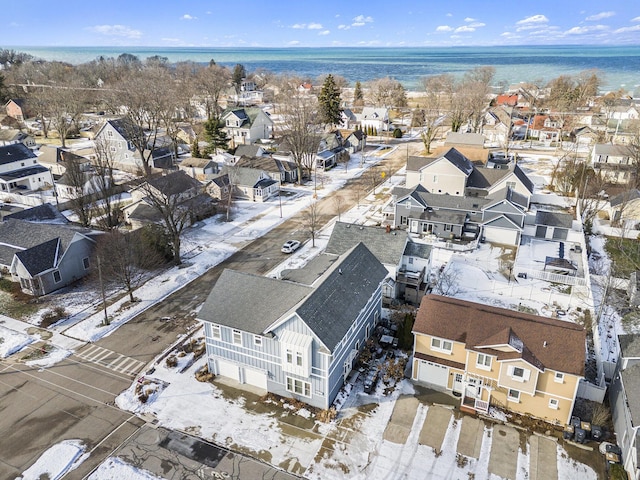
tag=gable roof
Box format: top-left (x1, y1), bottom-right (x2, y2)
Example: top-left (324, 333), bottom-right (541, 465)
top-left (325, 222), bottom-right (407, 266)
top-left (5, 204), bottom-right (68, 223)
top-left (15, 238), bottom-right (61, 276)
top-left (610, 189), bottom-right (640, 208)
top-left (407, 148), bottom-right (474, 177)
top-left (535, 210), bottom-right (573, 228)
top-left (413, 294), bottom-right (586, 376)
top-left (145, 170), bottom-right (202, 197)
top-left (198, 243), bottom-right (387, 352)
top-left (445, 132), bottom-right (485, 147)
top-left (230, 166), bottom-right (270, 187)
top-left (621, 363), bottom-right (640, 426)
top-left (594, 143), bottom-right (631, 157)
top-left (235, 144), bottom-right (265, 157)
top-left (619, 334), bottom-right (640, 358)
top-left (396, 185), bottom-right (491, 211)
top-left (0, 143), bottom-right (37, 165)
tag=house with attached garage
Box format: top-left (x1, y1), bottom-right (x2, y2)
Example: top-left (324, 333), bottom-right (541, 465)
top-left (0, 218), bottom-right (99, 295)
top-left (412, 295), bottom-right (585, 425)
top-left (199, 243), bottom-right (388, 410)
top-left (609, 334), bottom-right (640, 480)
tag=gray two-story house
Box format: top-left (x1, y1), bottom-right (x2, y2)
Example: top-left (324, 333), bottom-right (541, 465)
top-left (199, 243), bottom-right (388, 410)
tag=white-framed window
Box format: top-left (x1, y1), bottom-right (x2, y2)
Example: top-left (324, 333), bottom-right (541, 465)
top-left (211, 324), bottom-right (221, 340)
top-left (254, 335), bottom-right (262, 347)
top-left (508, 365), bottom-right (530, 382)
top-left (431, 337), bottom-right (453, 353)
top-left (549, 398), bottom-right (559, 410)
top-left (507, 388), bottom-right (520, 402)
top-left (476, 353), bottom-right (492, 370)
top-left (554, 372), bottom-right (564, 383)
top-left (296, 352), bottom-right (303, 367)
top-left (408, 257), bottom-right (414, 265)
top-left (506, 181), bottom-right (517, 189)
top-left (232, 329), bottom-right (242, 345)
top-left (286, 349), bottom-right (293, 364)
top-left (286, 376), bottom-right (311, 397)
top-left (107, 130), bottom-right (113, 137)
top-left (53, 270), bottom-right (61, 283)
top-left (444, 224), bottom-right (452, 232)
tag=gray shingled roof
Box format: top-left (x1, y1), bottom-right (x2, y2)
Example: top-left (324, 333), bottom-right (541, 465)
top-left (235, 144), bottom-right (264, 157)
top-left (198, 243), bottom-right (387, 352)
top-left (621, 363), bottom-right (640, 426)
top-left (594, 143), bottom-right (631, 157)
top-left (198, 269), bottom-right (312, 334)
top-left (535, 210), bottom-right (573, 228)
top-left (619, 334), bottom-right (640, 358)
top-left (325, 222), bottom-right (407, 266)
top-left (610, 190), bottom-right (640, 208)
top-left (0, 143), bottom-right (36, 165)
top-left (296, 243), bottom-right (388, 351)
top-left (403, 241), bottom-right (432, 259)
top-left (5, 204), bottom-right (68, 223)
top-left (0, 219), bottom-right (92, 268)
top-left (146, 171), bottom-right (201, 197)
top-left (15, 238), bottom-right (60, 276)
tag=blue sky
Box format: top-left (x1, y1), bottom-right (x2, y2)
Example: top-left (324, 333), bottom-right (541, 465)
top-left (3, 1), bottom-right (640, 47)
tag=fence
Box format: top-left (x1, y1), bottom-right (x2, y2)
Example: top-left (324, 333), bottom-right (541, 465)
top-left (517, 268), bottom-right (588, 287)
top-left (576, 377), bottom-right (607, 403)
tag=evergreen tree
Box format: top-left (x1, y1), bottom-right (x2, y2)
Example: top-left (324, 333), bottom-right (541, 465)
top-left (231, 64), bottom-right (247, 94)
top-left (191, 137), bottom-right (202, 158)
top-left (0, 73), bottom-right (7, 104)
top-left (353, 81), bottom-right (364, 106)
top-left (317, 74), bottom-right (343, 127)
top-left (203, 118), bottom-right (229, 155)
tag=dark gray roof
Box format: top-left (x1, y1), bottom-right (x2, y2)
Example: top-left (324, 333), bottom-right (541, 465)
top-left (280, 254), bottom-right (338, 285)
top-left (198, 269), bottom-right (312, 334)
top-left (403, 241), bottom-right (432, 259)
top-left (5, 204), bottom-right (68, 223)
top-left (231, 167), bottom-right (269, 187)
top-left (146, 171), bottom-right (201, 197)
top-left (535, 210), bottom-right (573, 228)
top-left (406, 147), bottom-right (474, 176)
top-left (398, 185), bottom-right (491, 212)
top-left (619, 334), bottom-right (640, 358)
top-left (296, 243), bottom-right (387, 351)
top-left (621, 363), bottom-right (640, 426)
top-left (610, 190), bottom-right (640, 208)
top-left (514, 164), bottom-right (535, 193)
top-left (0, 143), bottom-right (37, 165)
top-left (0, 219), bottom-right (93, 268)
top-left (466, 166), bottom-right (511, 189)
top-left (419, 209), bottom-right (467, 224)
top-left (15, 238), bottom-right (59, 276)
top-left (0, 165), bottom-right (49, 181)
top-left (594, 143), bottom-right (631, 157)
top-left (325, 222), bottom-right (407, 266)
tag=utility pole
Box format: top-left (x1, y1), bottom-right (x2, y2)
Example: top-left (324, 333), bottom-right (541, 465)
top-left (97, 256), bottom-right (109, 326)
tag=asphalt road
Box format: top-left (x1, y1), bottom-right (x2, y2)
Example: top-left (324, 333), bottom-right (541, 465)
top-left (0, 139), bottom-right (423, 480)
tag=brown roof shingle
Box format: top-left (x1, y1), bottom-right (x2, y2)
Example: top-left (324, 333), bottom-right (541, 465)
top-left (413, 295), bottom-right (585, 376)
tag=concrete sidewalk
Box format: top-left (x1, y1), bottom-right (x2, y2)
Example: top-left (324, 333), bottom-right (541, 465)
top-left (488, 424), bottom-right (520, 480)
top-left (418, 405), bottom-right (452, 454)
top-left (457, 416), bottom-right (485, 459)
top-left (0, 313), bottom-right (85, 352)
top-left (383, 395), bottom-right (420, 444)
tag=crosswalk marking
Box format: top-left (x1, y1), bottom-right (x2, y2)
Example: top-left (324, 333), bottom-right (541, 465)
top-left (75, 345), bottom-right (145, 377)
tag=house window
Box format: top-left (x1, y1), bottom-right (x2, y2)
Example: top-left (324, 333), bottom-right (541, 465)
top-left (433, 175), bottom-right (438, 183)
top-left (400, 216), bottom-right (408, 225)
top-left (408, 257), bottom-right (414, 265)
top-left (110, 146), bottom-right (116, 152)
top-left (286, 349), bottom-right (293, 364)
top-left (286, 377), bottom-right (311, 397)
top-left (508, 365), bottom-right (530, 382)
top-left (549, 398), bottom-right (559, 410)
top-left (82, 257), bottom-right (90, 269)
top-left (107, 130), bottom-right (113, 137)
top-left (554, 372), bottom-right (564, 383)
top-left (254, 335), bottom-right (263, 347)
top-left (296, 352), bottom-right (303, 367)
top-left (211, 324), bottom-right (221, 340)
top-left (508, 389), bottom-right (520, 402)
top-left (444, 224), bottom-right (452, 232)
top-left (513, 367), bottom-right (524, 378)
top-left (21, 162), bottom-right (25, 167)
top-left (53, 270), bottom-right (61, 283)
top-left (232, 329), bottom-right (242, 345)
top-left (476, 353), bottom-right (492, 370)
top-left (506, 181), bottom-right (516, 189)
top-left (431, 337), bottom-right (453, 353)
top-left (365, 324), bottom-right (370, 338)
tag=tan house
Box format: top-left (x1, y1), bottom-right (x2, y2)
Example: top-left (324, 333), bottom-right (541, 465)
top-left (4, 99), bottom-right (29, 122)
top-left (412, 295), bottom-right (585, 425)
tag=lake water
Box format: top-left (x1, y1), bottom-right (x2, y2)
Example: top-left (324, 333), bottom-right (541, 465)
top-left (10, 45), bottom-right (640, 93)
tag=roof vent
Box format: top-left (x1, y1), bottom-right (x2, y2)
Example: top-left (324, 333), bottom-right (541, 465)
top-left (543, 341), bottom-right (548, 347)
top-left (338, 268), bottom-right (343, 275)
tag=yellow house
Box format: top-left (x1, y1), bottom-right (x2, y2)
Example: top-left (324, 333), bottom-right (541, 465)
top-left (412, 295), bottom-right (585, 425)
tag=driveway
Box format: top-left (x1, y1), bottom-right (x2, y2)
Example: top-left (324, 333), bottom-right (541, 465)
top-left (383, 395), bottom-right (419, 444)
top-left (418, 405), bottom-right (452, 453)
top-left (488, 424), bottom-right (520, 480)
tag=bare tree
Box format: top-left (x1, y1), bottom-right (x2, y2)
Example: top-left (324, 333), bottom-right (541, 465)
top-left (367, 77), bottom-right (407, 108)
top-left (92, 137), bottom-right (121, 230)
top-left (63, 157), bottom-right (93, 227)
top-left (436, 266), bottom-right (461, 297)
top-left (302, 200), bottom-right (321, 247)
top-left (333, 194), bottom-right (346, 222)
top-left (418, 74), bottom-right (453, 153)
top-left (462, 66), bottom-right (495, 133)
top-left (279, 92), bottom-right (322, 184)
top-left (196, 63), bottom-right (231, 121)
top-left (96, 230), bottom-right (164, 303)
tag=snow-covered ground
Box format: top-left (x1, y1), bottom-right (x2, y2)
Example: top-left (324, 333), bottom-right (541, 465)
top-left (16, 439), bottom-right (86, 480)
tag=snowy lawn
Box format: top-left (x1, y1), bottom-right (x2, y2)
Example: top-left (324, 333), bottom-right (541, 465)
top-left (88, 457), bottom-right (163, 480)
top-left (0, 324), bottom-right (33, 358)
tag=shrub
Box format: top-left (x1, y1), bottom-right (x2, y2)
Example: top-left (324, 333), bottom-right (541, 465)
top-left (317, 406), bottom-right (337, 423)
top-left (40, 306), bottom-right (68, 328)
top-left (165, 355), bottom-right (178, 368)
top-left (195, 364), bottom-right (215, 383)
top-left (392, 128), bottom-right (403, 138)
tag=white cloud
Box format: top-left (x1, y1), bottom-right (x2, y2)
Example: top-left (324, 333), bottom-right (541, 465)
top-left (500, 32), bottom-right (513, 37)
top-left (436, 25), bottom-right (453, 32)
top-left (632, 16), bottom-right (640, 22)
top-left (308, 23), bottom-right (323, 29)
top-left (87, 24), bottom-right (142, 39)
top-left (338, 24), bottom-right (349, 30)
top-left (206, 11), bottom-right (212, 15)
top-left (565, 24), bottom-right (609, 35)
top-left (291, 23), bottom-right (306, 29)
top-left (464, 17), bottom-right (476, 22)
top-left (455, 25), bottom-right (476, 33)
top-left (319, 30), bottom-right (330, 35)
top-left (446, 13), bottom-right (453, 17)
top-left (352, 15), bottom-right (374, 27)
top-left (614, 24), bottom-right (640, 33)
top-left (516, 14), bottom-right (549, 25)
top-left (181, 14), bottom-right (197, 21)
top-left (288, 40), bottom-right (300, 46)
top-left (468, 22), bottom-right (486, 28)
top-left (585, 11), bottom-right (615, 21)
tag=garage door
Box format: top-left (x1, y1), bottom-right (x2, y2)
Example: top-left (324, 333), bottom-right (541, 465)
top-left (483, 227), bottom-right (519, 246)
top-left (418, 360), bottom-right (448, 388)
top-left (217, 359), bottom-right (240, 381)
top-left (244, 367), bottom-right (267, 390)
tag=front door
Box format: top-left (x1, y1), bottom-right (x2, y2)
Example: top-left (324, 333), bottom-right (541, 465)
top-left (465, 377), bottom-right (481, 399)
top-left (453, 373), bottom-right (464, 394)
top-left (410, 220), bottom-right (419, 233)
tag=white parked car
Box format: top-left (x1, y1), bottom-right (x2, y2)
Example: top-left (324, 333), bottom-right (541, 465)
top-left (281, 240), bottom-right (301, 254)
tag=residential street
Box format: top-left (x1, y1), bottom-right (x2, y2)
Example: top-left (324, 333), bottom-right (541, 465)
top-left (0, 138), bottom-right (423, 479)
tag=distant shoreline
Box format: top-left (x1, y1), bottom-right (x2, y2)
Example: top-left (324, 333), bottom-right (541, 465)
top-left (6, 45), bottom-right (640, 93)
